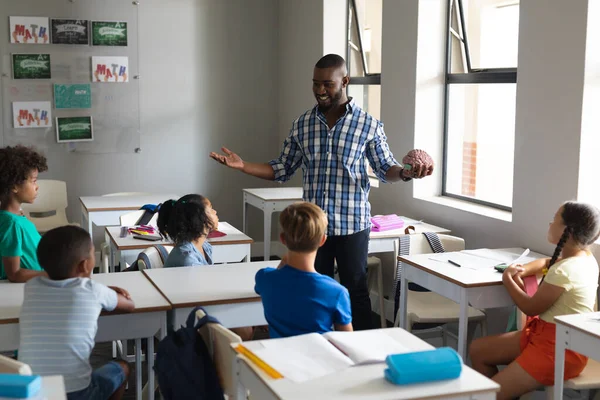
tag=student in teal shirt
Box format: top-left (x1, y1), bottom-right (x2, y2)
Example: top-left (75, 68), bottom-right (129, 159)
top-left (0, 145), bottom-right (48, 282)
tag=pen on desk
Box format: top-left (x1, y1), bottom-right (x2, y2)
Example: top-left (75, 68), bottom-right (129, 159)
top-left (448, 259), bottom-right (461, 268)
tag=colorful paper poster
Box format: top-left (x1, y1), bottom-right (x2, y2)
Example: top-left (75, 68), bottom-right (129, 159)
top-left (91, 21), bottom-right (127, 46)
top-left (12, 102), bottom-right (52, 129)
top-left (51, 19), bottom-right (89, 45)
top-left (10, 16), bottom-right (49, 44)
top-left (92, 56), bottom-right (128, 83)
top-left (56, 116), bottom-right (93, 143)
top-left (54, 84), bottom-right (92, 109)
top-left (12, 54), bottom-right (51, 79)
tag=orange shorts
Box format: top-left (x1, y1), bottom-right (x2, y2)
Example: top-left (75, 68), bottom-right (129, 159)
top-left (516, 317), bottom-right (587, 385)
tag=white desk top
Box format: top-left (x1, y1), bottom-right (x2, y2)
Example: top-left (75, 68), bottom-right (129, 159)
top-left (143, 261), bottom-right (274, 308)
top-left (243, 187), bottom-right (303, 201)
top-left (0, 272), bottom-right (170, 324)
top-left (369, 219), bottom-right (451, 240)
top-left (235, 328), bottom-right (499, 399)
top-left (555, 312), bottom-right (600, 340)
top-left (106, 221), bottom-right (253, 250)
top-left (399, 248), bottom-right (547, 288)
top-left (39, 375), bottom-right (67, 400)
top-left (80, 194), bottom-right (179, 212)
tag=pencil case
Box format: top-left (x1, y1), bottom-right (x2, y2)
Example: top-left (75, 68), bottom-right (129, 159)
top-left (371, 215), bottom-right (404, 232)
top-left (384, 347), bottom-right (462, 385)
top-left (0, 374), bottom-right (42, 398)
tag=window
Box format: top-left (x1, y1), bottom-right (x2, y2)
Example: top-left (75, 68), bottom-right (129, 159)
top-left (346, 0), bottom-right (382, 120)
top-left (443, 0), bottom-right (519, 211)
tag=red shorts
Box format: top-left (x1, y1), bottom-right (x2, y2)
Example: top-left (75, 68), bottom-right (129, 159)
top-left (516, 317), bottom-right (587, 385)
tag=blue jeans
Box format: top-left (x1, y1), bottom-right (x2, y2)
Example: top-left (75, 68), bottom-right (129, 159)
top-left (67, 361), bottom-right (126, 400)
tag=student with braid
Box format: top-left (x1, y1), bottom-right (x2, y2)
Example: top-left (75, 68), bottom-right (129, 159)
top-left (470, 201), bottom-right (600, 400)
top-left (157, 194), bottom-right (218, 268)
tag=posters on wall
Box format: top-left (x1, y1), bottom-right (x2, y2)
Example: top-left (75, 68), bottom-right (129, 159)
top-left (54, 84), bottom-right (92, 109)
top-left (50, 19), bottom-right (89, 45)
top-left (91, 56), bottom-right (128, 83)
top-left (12, 54), bottom-right (51, 79)
top-left (12, 102), bottom-right (52, 128)
top-left (56, 116), bottom-right (93, 143)
top-left (10, 16), bottom-right (49, 44)
top-left (91, 21), bottom-right (127, 46)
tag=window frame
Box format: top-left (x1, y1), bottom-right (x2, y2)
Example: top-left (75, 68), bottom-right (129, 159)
top-left (441, 0), bottom-right (517, 212)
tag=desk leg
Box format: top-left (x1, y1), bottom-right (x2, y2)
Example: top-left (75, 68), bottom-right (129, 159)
top-left (82, 208), bottom-right (92, 234)
top-left (457, 289), bottom-right (469, 359)
top-left (554, 326), bottom-right (567, 400)
top-left (234, 357), bottom-right (246, 400)
top-left (243, 193), bottom-right (248, 234)
top-left (147, 335), bottom-right (155, 400)
top-left (263, 203), bottom-right (273, 261)
top-left (244, 243), bottom-right (251, 263)
top-left (135, 338), bottom-right (142, 400)
top-left (398, 270), bottom-right (409, 329)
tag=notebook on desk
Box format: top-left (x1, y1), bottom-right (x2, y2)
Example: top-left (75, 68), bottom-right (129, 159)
top-left (237, 330), bottom-right (409, 383)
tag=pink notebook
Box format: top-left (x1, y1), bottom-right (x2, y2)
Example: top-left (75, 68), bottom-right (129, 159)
top-left (371, 215), bottom-right (405, 232)
top-left (523, 275), bottom-right (539, 297)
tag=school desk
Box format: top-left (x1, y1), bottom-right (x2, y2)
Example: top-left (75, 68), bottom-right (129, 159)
top-left (104, 221), bottom-right (253, 270)
top-left (79, 194), bottom-right (178, 233)
top-left (397, 248), bottom-right (547, 359)
top-left (142, 261), bottom-right (272, 329)
top-left (39, 376), bottom-right (67, 400)
top-left (231, 327), bottom-right (500, 400)
top-left (0, 272), bottom-right (170, 400)
top-left (554, 312), bottom-right (600, 399)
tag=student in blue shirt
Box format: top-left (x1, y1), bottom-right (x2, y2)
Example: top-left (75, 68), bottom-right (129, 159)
top-left (255, 202), bottom-right (353, 338)
top-left (157, 194), bottom-right (218, 268)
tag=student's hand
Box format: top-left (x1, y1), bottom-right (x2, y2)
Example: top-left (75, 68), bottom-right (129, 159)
top-left (109, 286), bottom-right (131, 300)
top-left (276, 253), bottom-right (288, 269)
top-left (502, 264), bottom-right (524, 286)
top-left (209, 147), bottom-right (244, 170)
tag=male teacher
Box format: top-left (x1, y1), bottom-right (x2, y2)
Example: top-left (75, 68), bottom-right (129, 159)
top-left (210, 54), bottom-right (432, 330)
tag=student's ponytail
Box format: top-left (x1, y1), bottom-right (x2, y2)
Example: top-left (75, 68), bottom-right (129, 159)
top-left (157, 199), bottom-right (177, 240)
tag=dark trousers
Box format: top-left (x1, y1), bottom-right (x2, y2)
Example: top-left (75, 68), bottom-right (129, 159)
top-left (314, 229), bottom-right (372, 330)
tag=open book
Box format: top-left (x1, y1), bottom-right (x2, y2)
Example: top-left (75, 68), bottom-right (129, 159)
top-left (238, 330), bottom-right (409, 383)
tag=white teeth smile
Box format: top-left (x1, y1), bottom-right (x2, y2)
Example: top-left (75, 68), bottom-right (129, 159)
top-left (318, 96), bottom-right (329, 101)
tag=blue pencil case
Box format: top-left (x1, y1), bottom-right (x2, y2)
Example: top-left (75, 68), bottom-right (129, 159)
top-left (0, 374), bottom-right (42, 398)
top-left (384, 347), bottom-right (462, 385)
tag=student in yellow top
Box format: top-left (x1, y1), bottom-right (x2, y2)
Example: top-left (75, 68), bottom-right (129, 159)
top-left (0, 145), bottom-right (48, 282)
top-left (470, 201), bottom-right (600, 400)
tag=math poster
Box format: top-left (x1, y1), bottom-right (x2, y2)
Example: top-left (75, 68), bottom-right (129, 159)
top-left (51, 19), bottom-right (89, 45)
top-left (91, 21), bottom-right (127, 46)
top-left (12, 102), bottom-right (52, 129)
top-left (12, 54), bottom-right (51, 79)
top-left (10, 16), bottom-right (49, 44)
top-left (54, 84), bottom-right (92, 109)
top-left (91, 56), bottom-right (128, 83)
top-left (56, 116), bottom-right (93, 143)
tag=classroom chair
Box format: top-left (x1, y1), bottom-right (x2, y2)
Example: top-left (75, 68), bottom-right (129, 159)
top-left (196, 309), bottom-right (243, 400)
top-left (393, 234), bottom-right (488, 347)
top-left (20, 180), bottom-right (79, 234)
top-left (135, 245), bottom-right (173, 270)
top-left (0, 355), bottom-right (32, 375)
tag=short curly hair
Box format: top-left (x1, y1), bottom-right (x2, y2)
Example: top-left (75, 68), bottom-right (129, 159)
top-left (0, 145), bottom-right (48, 200)
top-left (157, 194), bottom-right (216, 244)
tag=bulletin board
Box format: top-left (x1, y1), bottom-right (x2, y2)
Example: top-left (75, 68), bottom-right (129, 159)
top-left (0, 0), bottom-right (140, 154)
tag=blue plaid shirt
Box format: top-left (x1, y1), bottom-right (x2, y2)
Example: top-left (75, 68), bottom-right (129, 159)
top-left (269, 99), bottom-right (399, 236)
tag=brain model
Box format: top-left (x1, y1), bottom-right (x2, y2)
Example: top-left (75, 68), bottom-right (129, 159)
top-left (402, 149), bottom-right (433, 173)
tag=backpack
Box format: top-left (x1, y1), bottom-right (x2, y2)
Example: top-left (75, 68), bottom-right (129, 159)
top-left (155, 306), bottom-right (224, 400)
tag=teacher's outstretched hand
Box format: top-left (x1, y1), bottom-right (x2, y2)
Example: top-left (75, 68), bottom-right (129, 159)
top-left (209, 147), bottom-right (244, 170)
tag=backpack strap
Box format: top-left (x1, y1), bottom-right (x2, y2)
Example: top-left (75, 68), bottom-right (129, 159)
top-left (154, 245), bottom-right (169, 264)
top-left (186, 306), bottom-right (221, 330)
top-left (393, 235), bottom-right (411, 323)
top-left (423, 232), bottom-right (445, 253)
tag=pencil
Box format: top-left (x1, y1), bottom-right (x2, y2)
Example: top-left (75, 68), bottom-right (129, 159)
top-left (235, 344), bottom-right (284, 379)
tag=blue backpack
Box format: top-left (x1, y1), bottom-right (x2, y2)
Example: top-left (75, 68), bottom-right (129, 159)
top-left (155, 307), bottom-right (224, 400)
